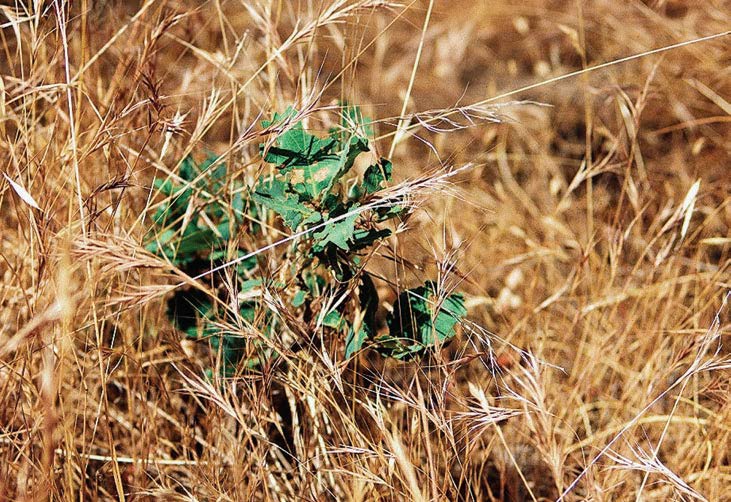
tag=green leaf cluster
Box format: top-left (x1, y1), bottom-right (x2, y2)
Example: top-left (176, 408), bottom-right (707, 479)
top-left (147, 106), bottom-right (467, 375)
top-left (145, 155), bottom-right (244, 266)
top-left (252, 106), bottom-right (398, 260)
top-left (379, 281), bottom-right (467, 360)
top-left (146, 154), bottom-right (270, 376)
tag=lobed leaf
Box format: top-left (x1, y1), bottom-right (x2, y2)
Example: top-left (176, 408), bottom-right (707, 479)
top-left (251, 176), bottom-right (317, 230)
top-left (382, 281), bottom-right (467, 360)
top-left (362, 159), bottom-right (393, 194)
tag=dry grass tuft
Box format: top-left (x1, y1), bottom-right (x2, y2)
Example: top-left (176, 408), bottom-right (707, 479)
top-left (1, 1), bottom-right (729, 500)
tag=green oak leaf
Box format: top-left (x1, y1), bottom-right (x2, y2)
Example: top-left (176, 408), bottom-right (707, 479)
top-left (292, 290), bottom-right (307, 308)
top-left (285, 135), bottom-right (369, 201)
top-left (345, 325), bottom-right (369, 358)
top-left (363, 159), bottom-right (392, 194)
top-left (382, 281), bottom-right (467, 360)
top-left (312, 206), bottom-right (359, 252)
top-left (261, 107), bottom-right (336, 168)
top-left (252, 175), bottom-right (316, 230)
top-left (350, 228), bottom-right (391, 251)
top-left (345, 274), bottom-right (379, 358)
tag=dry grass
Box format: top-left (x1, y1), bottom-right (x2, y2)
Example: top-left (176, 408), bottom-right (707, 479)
top-left (1, 0), bottom-right (730, 500)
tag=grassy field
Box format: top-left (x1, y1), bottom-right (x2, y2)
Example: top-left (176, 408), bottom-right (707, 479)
top-left (1, 1), bottom-right (729, 500)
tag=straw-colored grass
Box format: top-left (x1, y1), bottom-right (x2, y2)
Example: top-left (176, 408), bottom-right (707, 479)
top-left (1, 1), bottom-right (729, 500)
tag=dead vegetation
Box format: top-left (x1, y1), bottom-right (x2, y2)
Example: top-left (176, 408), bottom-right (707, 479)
top-left (0, 0), bottom-right (729, 500)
